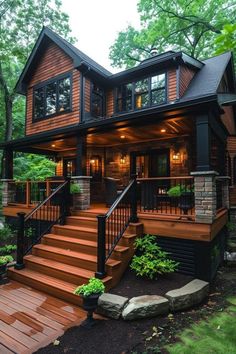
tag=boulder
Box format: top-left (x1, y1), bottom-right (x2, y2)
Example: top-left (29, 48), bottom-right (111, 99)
top-left (97, 293), bottom-right (128, 319)
top-left (165, 279), bottom-right (209, 312)
top-left (122, 295), bottom-right (169, 320)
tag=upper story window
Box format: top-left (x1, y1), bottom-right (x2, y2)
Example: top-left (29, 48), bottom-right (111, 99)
top-left (33, 74), bottom-right (71, 120)
top-left (116, 73), bottom-right (166, 113)
top-left (91, 83), bottom-right (104, 117)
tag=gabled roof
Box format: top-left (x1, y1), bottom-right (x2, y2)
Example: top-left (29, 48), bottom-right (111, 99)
top-left (15, 26), bottom-right (112, 94)
top-left (183, 52), bottom-right (232, 99)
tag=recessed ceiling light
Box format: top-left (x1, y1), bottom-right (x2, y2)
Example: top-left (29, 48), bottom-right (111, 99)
top-left (160, 129), bottom-right (166, 133)
top-left (120, 135), bottom-right (126, 139)
top-left (51, 144), bottom-right (56, 147)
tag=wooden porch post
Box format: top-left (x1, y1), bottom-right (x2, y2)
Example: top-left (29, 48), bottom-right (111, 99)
top-left (196, 114), bottom-right (211, 171)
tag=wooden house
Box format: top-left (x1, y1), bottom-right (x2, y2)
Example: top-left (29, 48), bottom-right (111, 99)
top-left (1, 27), bottom-right (236, 304)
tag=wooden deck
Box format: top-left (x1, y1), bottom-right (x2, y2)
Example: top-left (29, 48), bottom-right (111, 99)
top-left (0, 279), bottom-right (87, 354)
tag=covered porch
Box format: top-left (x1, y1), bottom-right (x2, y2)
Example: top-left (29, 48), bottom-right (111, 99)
top-left (1, 109), bottom-right (229, 225)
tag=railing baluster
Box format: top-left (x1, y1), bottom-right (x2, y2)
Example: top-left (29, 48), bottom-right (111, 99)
top-left (96, 214), bottom-right (107, 278)
top-left (15, 212), bottom-right (26, 270)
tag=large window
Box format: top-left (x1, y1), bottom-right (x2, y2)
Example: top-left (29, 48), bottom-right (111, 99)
top-left (116, 73), bottom-right (166, 113)
top-left (91, 83), bottom-right (104, 117)
top-left (33, 74), bottom-right (71, 120)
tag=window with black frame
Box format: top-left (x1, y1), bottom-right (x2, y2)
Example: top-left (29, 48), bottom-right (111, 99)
top-left (116, 73), bottom-right (166, 113)
top-left (117, 83), bottom-right (133, 112)
top-left (91, 83), bottom-right (104, 117)
top-left (33, 74), bottom-right (71, 120)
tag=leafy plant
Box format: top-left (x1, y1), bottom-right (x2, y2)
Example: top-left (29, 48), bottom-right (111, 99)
top-left (0, 245), bottom-right (16, 256)
top-left (0, 255), bottom-right (14, 266)
top-left (226, 221), bottom-right (236, 232)
top-left (0, 225), bottom-right (14, 242)
top-left (130, 235), bottom-right (178, 279)
top-left (70, 183), bottom-right (81, 194)
top-left (167, 185), bottom-right (193, 197)
top-left (74, 277), bottom-right (105, 297)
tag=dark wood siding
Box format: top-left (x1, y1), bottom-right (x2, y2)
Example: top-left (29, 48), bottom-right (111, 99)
top-left (168, 69), bottom-right (177, 101)
top-left (84, 78), bottom-right (91, 113)
top-left (106, 89), bottom-right (114, 117)
top-left (26, 41), bottom-right (80, 136)
top-left (179, 65), bottom-right (196, 98)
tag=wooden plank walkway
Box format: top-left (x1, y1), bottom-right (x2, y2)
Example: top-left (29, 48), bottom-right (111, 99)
top-left (0, 280), bottom-right (86, 354)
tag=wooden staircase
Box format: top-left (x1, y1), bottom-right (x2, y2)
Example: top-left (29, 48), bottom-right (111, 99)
top-left (8, 211), bottom-right (143, 306)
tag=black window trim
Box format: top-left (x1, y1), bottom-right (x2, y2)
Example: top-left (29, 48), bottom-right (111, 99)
top-left (32, 71), bottom-right (73, 123)
top-left (90, 81), bottom-right (105, 118)
top-left (115, 71), bottom-right (167, 114)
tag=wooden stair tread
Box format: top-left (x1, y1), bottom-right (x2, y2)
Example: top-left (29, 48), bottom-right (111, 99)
top-left (44, 234), bottom-right (129, 253)
top-left (54, 224), bottom-right (97, 233)
top-left (67, 216), bottom-right (97, 222)
top-left (33, 244), bottom-right (121, 267)
top-left (25, 255), bottom-right (96, 279)
top-left (9, 268), bottom-right (111, 292)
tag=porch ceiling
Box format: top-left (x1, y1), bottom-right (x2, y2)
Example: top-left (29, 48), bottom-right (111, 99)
top-left (86, 116), bottom-right (194, 147)
top-left (12, 116), bottom-right (194, 154)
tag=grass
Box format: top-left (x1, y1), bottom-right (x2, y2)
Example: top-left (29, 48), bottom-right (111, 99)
top-left (166, 296), bottom-right (236, 354)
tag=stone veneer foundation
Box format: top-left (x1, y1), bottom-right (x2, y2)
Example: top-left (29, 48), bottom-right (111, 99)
top-left (71, 176), bottom-right (92, 210)
top-left (191, 171), bottom-right (219, 224)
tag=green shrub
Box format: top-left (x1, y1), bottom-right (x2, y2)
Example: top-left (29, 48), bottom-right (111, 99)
top-left (167, 185), bottom-right (193, 197)
top-left (0, 225), bottom-right (14, 242)
top-left (130, 235), bottom-right (179, 279)
top-left (0, 245), bottom-right (16, 256)
top-left (74, 277), bottom-right (105, 297)
top-left (226, 221), bottom-right (236, 232)
top-left (0, 255), bottom-right (14, 265)
top-left (70, 183), bottom-right (81, 194)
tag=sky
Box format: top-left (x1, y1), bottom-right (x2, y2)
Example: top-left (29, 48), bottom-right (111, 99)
top-left (61, 0), bottom-right (140, 73)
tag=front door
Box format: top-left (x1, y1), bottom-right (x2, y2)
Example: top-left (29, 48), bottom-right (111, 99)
top-left (63, 158), bottom-right (76, 177)
top-left (131, 149), bottom-right (170, 178)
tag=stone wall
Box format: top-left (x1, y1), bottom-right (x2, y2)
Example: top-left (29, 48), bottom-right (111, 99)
top-left (191, 171), bottom-right (218, 224)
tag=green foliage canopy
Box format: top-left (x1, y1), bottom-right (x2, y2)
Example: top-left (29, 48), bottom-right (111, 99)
top-left (110, 0), bottom-right (236, 68)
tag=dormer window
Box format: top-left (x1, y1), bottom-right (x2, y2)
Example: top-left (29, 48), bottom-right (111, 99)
top-left (33, 74), bottom-right (71, 120)
top-left (91, 83), bottom-right (104, 117)
top-left (116, 73), bottom-right (166, 113)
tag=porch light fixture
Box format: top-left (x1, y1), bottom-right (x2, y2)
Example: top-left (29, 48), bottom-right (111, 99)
top-left (160, 129), bottom-right (166, 133)
top-left (90, 159), bottom-right (96, 164)
top-left (120, 135), bottom-right (126, 139)
top-left (120, 154), bottom-right (126, 164)
top-left (51, 144), bottom-right (56, 148)
top-left (172, 152), bottom-right (180, 161)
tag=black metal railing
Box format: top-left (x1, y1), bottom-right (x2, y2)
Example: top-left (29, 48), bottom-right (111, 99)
top-left (137, 177), bottom-right (195, 218)
top-left (7, 179), bottom-right (65, 206)
top-left (15, 179), bottom-right (70, 270)
top-left (96, 176), bottom-right (138, 278)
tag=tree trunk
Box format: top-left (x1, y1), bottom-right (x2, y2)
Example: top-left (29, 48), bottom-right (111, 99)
top-left (4, 93), bottom-right (13, 141)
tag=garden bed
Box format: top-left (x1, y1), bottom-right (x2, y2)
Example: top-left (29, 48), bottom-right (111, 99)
top-left (109, 268), bottom-right (193, 298)
top-left (36, 266), bottom-right (236, 354)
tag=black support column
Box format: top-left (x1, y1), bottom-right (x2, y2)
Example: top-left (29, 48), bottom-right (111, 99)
top-left (76, 136), bottom-right (87, 176)
top-left (196, 113), bottom-right (211, 171)
top-left (3, 148), bottom-right (13, 179)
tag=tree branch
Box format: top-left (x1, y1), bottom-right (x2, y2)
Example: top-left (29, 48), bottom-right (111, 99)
top-left (153, 0), bottom-right (221, 34)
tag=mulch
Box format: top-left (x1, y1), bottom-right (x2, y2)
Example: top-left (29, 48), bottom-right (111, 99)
top-left (110, 268), bottom-right (193, 297)
top-left (36, 265), bottom-right (236, 354)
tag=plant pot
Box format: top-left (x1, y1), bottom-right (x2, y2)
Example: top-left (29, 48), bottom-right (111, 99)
top-left (179, 192), bottom-right (194, 216)
top-left (81, 293), bottom-right (101, 328)
top-left (0, 263), bottom-right (7, 278)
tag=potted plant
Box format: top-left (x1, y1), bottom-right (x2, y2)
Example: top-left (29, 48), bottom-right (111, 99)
top-left (167, 185), bottom-right (194, 216)
top-left (70, 183), bottom-right (81, 209)
top-left (74, 277), bottom-right (105, 328)
top-left (0, 255), bottom-right (14, 278)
